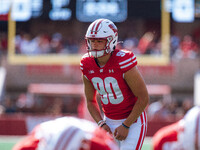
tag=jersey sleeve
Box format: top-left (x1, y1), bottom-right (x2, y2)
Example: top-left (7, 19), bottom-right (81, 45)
top-left (80, 53), bottom-right (89, 76)
top-left (117, 50), bottom-right (137, 73)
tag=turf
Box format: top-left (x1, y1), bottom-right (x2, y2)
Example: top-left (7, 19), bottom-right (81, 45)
top-left (0, 136), bottom-right (152, 150)
top-left (0, 136), bottom-right (24, 150)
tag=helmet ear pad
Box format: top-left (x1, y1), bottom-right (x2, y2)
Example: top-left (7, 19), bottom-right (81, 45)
top-left (111, 34), bottom-right (118, 50)
top-left (85, 19), bottom-right (118, 58)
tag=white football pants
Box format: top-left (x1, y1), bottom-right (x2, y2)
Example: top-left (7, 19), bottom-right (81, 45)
top-left (105, 111), bottom-right (147, 150)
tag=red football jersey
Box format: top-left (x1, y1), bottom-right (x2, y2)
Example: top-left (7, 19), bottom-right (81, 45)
top-left (80, 49), bottom-right (138, 119)
top-left (153, 121), bottom-right (181, 150)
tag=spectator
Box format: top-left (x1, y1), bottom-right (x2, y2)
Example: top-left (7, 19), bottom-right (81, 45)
top-left (0, 104), bottom-right (5, 114)
top-left (170, 34), bottom-right (181, 57)
top-left (18, 33), bottom-right (40, 55)
top-left (123, 37), bottom-right (140, 54)
top-left (4, 96), bottom-right (16, 113)
top-left (137, 31), bottom-right (154, 54)
top-left (179, 35), bottom-right (199, 58)
top-left (0, 32), bottom-right (8, 55)
top-left (36, 34), bottom-right (51, 54)
top-left (50, 33), bottom-right (66, 53)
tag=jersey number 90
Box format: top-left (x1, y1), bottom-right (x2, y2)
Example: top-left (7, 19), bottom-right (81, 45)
top-left (91, 77), bottom-right (124, 104)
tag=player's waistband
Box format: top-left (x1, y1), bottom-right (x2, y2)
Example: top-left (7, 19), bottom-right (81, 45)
top-left (105, 116), bottom-right (138, 125)
top-left (104, 111), bottom-right (147, 125)
top-left (105, 116), bottom-right (126, 124)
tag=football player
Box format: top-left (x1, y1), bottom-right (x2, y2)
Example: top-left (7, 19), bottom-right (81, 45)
top-left (80, 18), bottom-right (149, 150)
top-left (153, 106), bottom-right (200, 150)
top-left (12, 116), bottom-right (119, 150)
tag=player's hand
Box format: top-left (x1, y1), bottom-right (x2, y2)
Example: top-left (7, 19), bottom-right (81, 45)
top-left (101, 124), bottom-right (112, 134)
top-left (114, 125), bottom-right (129, 141)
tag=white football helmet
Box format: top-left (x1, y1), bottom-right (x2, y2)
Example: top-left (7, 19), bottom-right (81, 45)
top-left (36, 117), bottom-right (119, 150)
top-left (85, 18), bottom-right (118, 58)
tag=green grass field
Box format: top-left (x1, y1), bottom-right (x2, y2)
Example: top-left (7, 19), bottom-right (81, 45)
top-left (0, 136), bottom-right (25, 150)
top-left (0, 136), bottom-right (152, 150)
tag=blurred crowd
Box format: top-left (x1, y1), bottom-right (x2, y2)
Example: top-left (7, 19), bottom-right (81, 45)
top-left (0, 94), bottom-right (81, 116)
top-left (147, 96), bottom-right (193, 121)
top-left (0, 92), bottom-right (194, 123)
top-left (14, 32), bottom-right (80, 55)
top-left (0, 30), bottom-right (200, 60)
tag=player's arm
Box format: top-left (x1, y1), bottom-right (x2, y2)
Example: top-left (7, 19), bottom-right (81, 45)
top-left (82, 75), bottom-right (102, 123)
top-left (123, 66), bottom-right (149, 126)
top-left (114, 66), bottom-right (149, 140)
top-left (82, 75), bottom-right (112, 134)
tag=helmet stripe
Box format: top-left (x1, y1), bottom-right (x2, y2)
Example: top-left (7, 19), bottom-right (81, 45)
top-left (91, 21), bottom-right (97, 34)
top-left (94, 19), bottom-right (104, 34)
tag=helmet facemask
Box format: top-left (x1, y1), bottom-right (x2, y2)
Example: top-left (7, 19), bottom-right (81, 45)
top-left (86, 36), bottom-right (113, 58)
